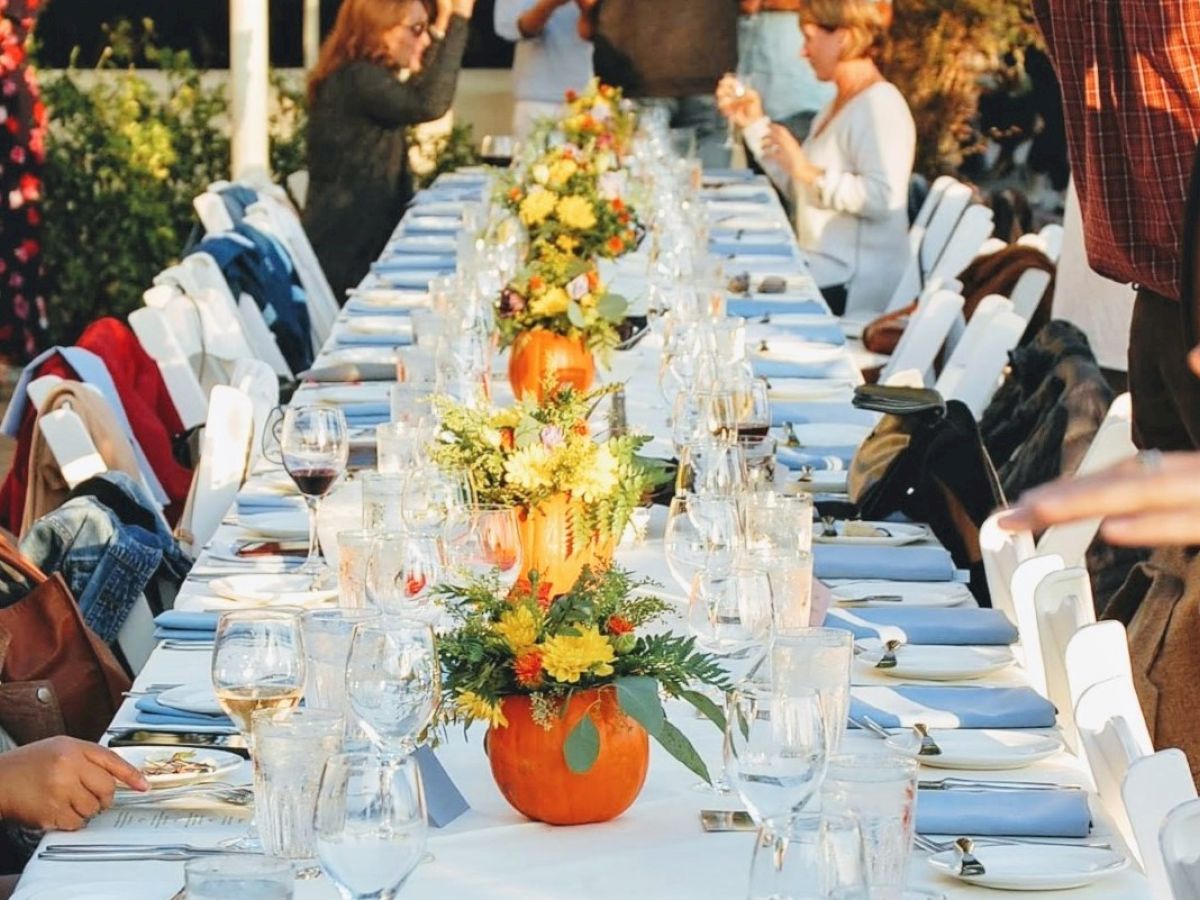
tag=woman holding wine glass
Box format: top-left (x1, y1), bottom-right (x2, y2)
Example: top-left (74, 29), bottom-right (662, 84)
top-left (281, 404), bottom-right (351, 583)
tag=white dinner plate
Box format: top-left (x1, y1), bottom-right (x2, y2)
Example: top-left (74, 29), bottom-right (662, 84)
top-left (236, 512), bottom-right (309, 541)
top-left (317, 346), bottom-right (400, 367)
top-left (343, 316), bottom-right (416, 338)
top-left (814, 521), bottom-right (929, 546)
top-left (927, 844), bottom-right (1129, 890)
top-left (830, 581), bottom-right (972, 609)
top-left (856, 643), bottom-right (1015, 682)
top-left (885, 728), bottom-right (1063, 770)
top-left (787, 423), bottom-right (872, 448)
top-left (156, 685), bottom-right (225, 717)
top-left (111, 746), bottom-right (243, 788)
top-left (209, 573), bottom-right (338, 607)
top-left (766, 379), bottom-right (855, 403)
top-left (17, 882), bottom-right (168, 900)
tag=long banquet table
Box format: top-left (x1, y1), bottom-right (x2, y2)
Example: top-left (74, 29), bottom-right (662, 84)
top-left (13, 171), bottom-right (1152, 899)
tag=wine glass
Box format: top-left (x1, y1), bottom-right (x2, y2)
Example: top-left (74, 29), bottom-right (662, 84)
top-left (315, 753), bottom-right (428, 898)
top-left (679, 437), bottom-right (748, 497)
top-left (401, 464), bottom-right (473, 538)
top-left (211, 609), bottom-right (307, 851)
top-left (281, 404), bottom-right (350, 580)
top-left (365, 531), bottom-right (443, 621)
top-left (664, 493), bottom-right (739, 596)
top-left (446, 504), bottom-right (522, 589)
top-left (736, 378), bottom-right (772, 439)
top-left (345, 620), bottom-right (440, 755)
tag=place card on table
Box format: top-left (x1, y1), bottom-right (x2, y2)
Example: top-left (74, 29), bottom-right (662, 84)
top-left (415, 745), bottom-right (469, 828)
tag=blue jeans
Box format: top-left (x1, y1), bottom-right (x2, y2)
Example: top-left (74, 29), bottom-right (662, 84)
top-left (640, 95), bottom-right (732, 169)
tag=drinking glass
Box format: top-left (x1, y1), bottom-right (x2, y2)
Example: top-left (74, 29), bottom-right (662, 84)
top-left (376, 421), bottom-right (433, 475)
top-left (365, 531), bottom-right (442, 620)
top-left (401, 464), bottom-right (473, 537)
top-left (743, 492), bottom-right (815, 555)
top-left (185, 857), bottom-right (294, 900)
top-left (252, 707), bottom-right (343, 873)
top-left (747, 811), bottom-right (865, 900)
top-left (361, 471), bottom-right (405, 532)
top-left (346, 621), bottom-right (440, 755)
top-left (336, 529), bottom-right (374, 608)
top-left (726, 686), bottom-right (828, 842)
top-left (664, 493), bottom-right (739, 595)
top-left (300, 608), bottom-right (382, 713)
top-left (771, 628), bottom-right (854, 755)
top-left (737, 378), bottom-right (772, 438)
top-left (822, 753), bottom-right (920, 900)
top-left (315, 753), bottom-right (427, 899)
top-left (446, 504), bottom-right (522, 589)
top-left (389, 383), bottom-right (437, 425)
top-left (750, 548), bottom-right (815, 632)
top-left (687, 562), bottom-right (773, 667)
top-left (281, 405), bottom-right (350, 579)
top-left (738, 434), bottom-right (779, 491)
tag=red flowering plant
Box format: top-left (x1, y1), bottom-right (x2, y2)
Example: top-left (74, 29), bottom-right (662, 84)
top-left (433, 564), bottom-right (730, 779)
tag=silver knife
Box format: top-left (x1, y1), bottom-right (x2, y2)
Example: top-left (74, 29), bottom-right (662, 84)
top-left (919, 778), bottom-right (1082, 792)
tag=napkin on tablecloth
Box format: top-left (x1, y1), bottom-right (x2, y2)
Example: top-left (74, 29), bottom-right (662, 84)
top-left (710, 238), bottom-right (796, 257)
top-left (823, 607), bottom-right (1018, 646)
top-left (751, 355), bottom-right (854, 381)
top-left (370, 256), bottom-right (456, 274)
top-left (399, 216), bottom-right (459, 236)
top-left (749, 320), bottom-right (845, 346)
top-left (368, 271), bottom-right (449, 291)
top-left (770, 401), bottom-right (878, 428)
top-left (334, 328), bottom-right (415, 347)
top-left (386, 237), bottom-right (457, 255)
top-left (917, 789), bottom-right (1091, 838)
top-left (153, 610), bottom-right (219, 641)
top-left (849, 685), bottom-right (1057, 729)
top-left (134, 696), bottom-right (234, 729)
top-left (813, 545), bottom-right (958, 582)
top-left (776, 446), bottom-right (856, 470)
top-left (727, 297), bottom-right (827, 318)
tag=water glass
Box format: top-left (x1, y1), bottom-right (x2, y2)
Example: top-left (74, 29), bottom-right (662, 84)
top-left (747, 812), bottom-right (865, 900)
top-left (771, 628), bottom-right (853, 754)
top-left (365, 531), bottom-right (442, 619)
top-left (184, 857), bottom-right (295, 899)
top-left (753, 548), bottom-right (815, 632)
top-left (361, 471), bottom-right (405, 532)
top-left (446, 504), bottom-right (522, 589)
top-left (395, 348), bottom-right (438, 389)
top-left (679, 438), bottom-right (748, 498)
top-left (410, 308), bottom-right (452, 348)
top-left (664, 493), bottom-right (739, 594)
top-left (822, 753), bottom-right (920, 900)
top-left (390, 382), bottom-right (436, 425)
top-left (738, 434), bottom-right (778, 490)
top-left (335, 529), bottom-right (374, 608)
top-left (315, 753), bottom-right (427, 898)
top-left (375, 421), bottom-right (432, 474)
top-left (346, 621), bottom-right (440, 754)
top-left (743, 491), bottom-right (815, 554)
top-left (300, 608), bottom-right (382, 713)
top-left (252, 707), bottom-right (344, 867)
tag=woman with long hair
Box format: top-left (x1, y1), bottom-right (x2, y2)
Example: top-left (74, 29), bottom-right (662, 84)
top-left (303, 0), bottom-right (476, 301)
top-left (718, 0), bottom-right (913, 318)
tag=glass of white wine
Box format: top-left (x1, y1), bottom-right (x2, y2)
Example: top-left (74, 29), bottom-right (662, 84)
top-left (212, 608), bottom-right (307, 851)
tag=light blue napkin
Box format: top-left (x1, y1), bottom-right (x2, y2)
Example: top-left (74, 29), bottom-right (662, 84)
top-left (849, 685), bottom-right (1057, 729)
top-left (727, 297), bottom-right (827, 318)
top-left (386, 237), bottom-right (457, 255)
top-left (401, 216), bottom-right (459, 236)
top-left (704, 190), bottom-right (774, 205)
top-left (369, 271), bottom-right (448, 291)
top-left (771, 402), bottom-right (877, 428)
top-left (749, 320), bottom-right (845, 346)
top-left (813, 545), bottom-right (957, 582)
top-left (235, 491), bottom-right (304, 515)
top-left (710, 238), bottom-right (796, 257)
top-left (703, 168), bottom-right (758, 183)
top-left (344, 298), bottom-right (420, 316)
top-left (134, 696), bottom-right (234, 729)
top-left (776, 446), bottom-right (856, 469)
top-left (155, 610), bottom-right (220, 634)
top-left (917, 789), bottom-right (1091, 838)
top-left (751, 356), bottom-right (847, 380)
top-left (335, 329), bottom-right (415, 347)
top-left (823, 607), bottom-right (1018, 645)
top-left (337, 401), bottom-right (391, 425)
top-left (371, 256), bottom-right (456, 274)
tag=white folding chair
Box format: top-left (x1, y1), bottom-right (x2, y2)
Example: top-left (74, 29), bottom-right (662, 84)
top-left (230, 358), bottom-right (280, 467)
top-left (1123, 749), bottom-right (1196, 887)
top-left (286, 169), bottom-right (309, 210)
top-left (1008, 553), bottom-right (1065, 697)
top-left (128, 306), bottom-right (208, 430)
top-left (1038, 222), bottom-right (1064, 263)
top-left (935, 296), bottom-right (1025, 417)
top-left (926, 204), bottom-right (996, 288)
top-left (193, 190), bottom-right (236, 235)
top-left (1007, 265), bottom-right (1053, 323)
top-left (1162, 797), bottom-right (1200, 900)
top-left (1075, 674), bottom-right (1153, 848)
top-left (980, 511), bottom-right (1034, 623)
top-left (976, 237), bottom-right (1007, 258)
top-left (912, 175), bottom-right (961, 233)
top-left (1066, 620), bottom-right (1139, 715)
top-left (26, 376), bottom-right (108, 490)
top-left (877, 289), bottom-right (965, 386)
top-left (1033, 566), bottom-right (1096, 751)
top-left (176, 385), bottom-right (255, 557)
top-left (1036, 393), bottom-right (1136, 568)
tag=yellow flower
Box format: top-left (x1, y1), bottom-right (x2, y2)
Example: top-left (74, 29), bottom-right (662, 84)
top-left (556, 234), bottom-right (581, 253)
top-left (456, 691), bottom-right (508, 728)
top-left (519, 188), bottom-right (557, 227)
top-left (556, 195), bottom-right (597, 230)
top-left (494, 605), bottom-right (541, 653)
top-left (571, 444), bottom-right (619, 502)
top-left (492, 407), bottom-right (523, 429)
top-left (504, 443), bottom-right (555, 491)
top-left (547, 158), bottom-right (578, 187)
top-left (530, 286), bottom-right (570, 317)
top-left (541, 625), bottom-right (616, 683)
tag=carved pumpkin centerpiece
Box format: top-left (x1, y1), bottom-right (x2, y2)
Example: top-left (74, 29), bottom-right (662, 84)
top-left (435, 565), bottom-right (730, 825)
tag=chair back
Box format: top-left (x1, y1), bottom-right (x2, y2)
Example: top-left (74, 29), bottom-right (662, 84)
top-left (1066, 620), bottom-right (1139, 715)
top-left (128, 306), bottom-right (208, 430)
top-left (879, 289), bottom-right (965, 386)
top-left (928, 204), bottom-right (996, 286)
top-left (936, 296), bottom-right (1025, 416)
top-left (979, 511), bottom-right (1034, 621)
top-left (1123, 749), bottom-right (1196, 889)
top-left (230, 358), bottom-right (280, 466)
top-left (1162, 797), bottom-right (1200, 900)
top-left (1008, 553), bottom-right (1065, 696)
top-left (1033, 566), bottom-right (1096, 751)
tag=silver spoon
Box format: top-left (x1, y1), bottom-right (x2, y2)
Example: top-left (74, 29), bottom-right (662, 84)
top-left (913, 721), bottom-right (943, 756)
top-left (875, 638), bottom-right (902, 669)
top-left (955, 837), bottom-right (986, 877)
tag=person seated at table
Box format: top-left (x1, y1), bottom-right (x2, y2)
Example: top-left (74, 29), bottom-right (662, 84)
top-left (303, 0), bottom-right (476, 303)
top-left (717, 0), bottom-right (914, 318)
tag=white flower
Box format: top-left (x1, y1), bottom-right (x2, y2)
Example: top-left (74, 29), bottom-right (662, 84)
top-left (532, 163), bottom-right (551, 185)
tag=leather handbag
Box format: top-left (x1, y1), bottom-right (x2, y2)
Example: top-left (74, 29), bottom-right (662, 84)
top-left (0, 535), bottom-right (130, 744)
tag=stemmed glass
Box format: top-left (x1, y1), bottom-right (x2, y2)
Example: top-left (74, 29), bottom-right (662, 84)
top-left (281, 404), bottom-right (350, 580)
top-left (664, 493), bottom-right (739, 596)
top-left (401, 464), bottom-right (473, 538)
top-left (211, 609), bottom-right (307, 851)
top-left (315, 753), bottom-right (428, 899)
top-left (446, 504), bottom-right (522, 590)
top-left (365, 531), bottom-right (443, 621)
top-left (345, 620), bottom-right (441, 756)
top-left (736, 378), bottom-right (772, 439)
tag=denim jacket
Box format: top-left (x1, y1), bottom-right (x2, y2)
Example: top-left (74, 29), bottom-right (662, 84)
top-left (19, 472), bottom-right (190, 642)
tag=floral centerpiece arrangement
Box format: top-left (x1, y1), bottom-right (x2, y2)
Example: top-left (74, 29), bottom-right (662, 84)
top-left (435, 565), bottom-right (730, 825)
top-left (431, 384), bottom-right (665, 592)
top-left (560, 78), bottom-right (638, 157)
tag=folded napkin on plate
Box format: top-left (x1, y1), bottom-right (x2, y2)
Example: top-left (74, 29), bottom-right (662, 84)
top-left (134, 696), bottom-right (234, 729)
top-left (387, 237), bottom-right (456, 255)
top-left (751, 355), bottom-right (850, 380)
top-left (776, 446), bottom-right (856, 469)
top-left (400, 216), bottom-right (459, 235)
top-left (917, 789), bottom-right (1091, 838)
top-left (370, 270), bottom-right (448, 290)
top-left (370, 256), bottom-right (456, 274)
top-left (334, 328), bottom-right (414, 347)
top-left (332, 401), bottom-right (390, 425)
top-left (771, 402), bottom-right (878, 428)
top-left (300, 362), bottom-right (399, 383)
top-left (749, 320), bottom-right (845, 346)
top-left (345, 297), bottom-right (422, 316)
top-left (710, 238), bottom-right (795, 257)
top-left (727, 297), bottom-right (827, 318)
top-left (813, 545), bottom-right (957, 582)
top-left (823, 607), bottom-right (1018, 645)
top-left (849, 685), bottom-right (1057, 729)
top-left (236, 491), bottom-right (304, 515)
top-left (153, 610), bottom-right (219, 640)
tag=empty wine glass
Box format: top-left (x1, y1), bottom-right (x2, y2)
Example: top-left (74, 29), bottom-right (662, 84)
top-left (281, 405), bottom-right (350, 580)
top-left (679, 437), bottom-right (748, 497)
top-left (401, 463), bottom-right (473, 537)
top-left (345, 621), bottom-right (440, 755)
top-left (315, 752), bottom-right (428, 899)
top-left (446, 504), bottom-right (522, 589)
top-left (664, 493), bottom-right (739, 596)
top-left (365, 531), bottom-right (442, 621)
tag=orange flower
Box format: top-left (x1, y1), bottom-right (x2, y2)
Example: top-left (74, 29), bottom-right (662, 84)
top-left (508, 187), bottom-right (522, 201)
top-left (586, 269), bottom-right (599, 291)
top-left (618, 211), bottom-right (631, 224)
top-left (606, 615), bottom-right (633, 636)
top-left (499, 427), bottom-right (515, 450)
top-left (536, 580), bottom-right (555, 610)
top-left (529, 275), bottom-right (544, 292)
top-left (513, 650), bottom-right (544, 688)
top-left (565, 88), bottom-right (578, 102)
top-left (607, 236), bottom-right (624, 254)
top-left (610, 197), bottom-right (625, 212)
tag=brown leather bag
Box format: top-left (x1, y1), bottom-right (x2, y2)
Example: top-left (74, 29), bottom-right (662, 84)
top-left (0, 536), bottom-right (130, 744)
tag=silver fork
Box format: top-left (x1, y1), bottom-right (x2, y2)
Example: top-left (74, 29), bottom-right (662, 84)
top-left (955, 837), bottom-right (985, 876)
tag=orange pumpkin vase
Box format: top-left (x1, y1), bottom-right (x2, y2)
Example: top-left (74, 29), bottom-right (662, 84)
top-left (487, 687), bottom-right (649, 825)
top-left (514, 493), bottom-right (616, 597)
top-left (508, 329), bottom-right (595, 402)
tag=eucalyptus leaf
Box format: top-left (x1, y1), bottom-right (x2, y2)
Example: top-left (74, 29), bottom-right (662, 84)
top-left (656, 719), bottom-right (712, 784)
top-left (679, 689), bottom-right (726, 732)
top-left (563, 711), bottom-right (601, 774)
top-left (615, 676), bottom-right (665, 737)
top-left (596, 292), bottom-right (628, 322)
top-left (514, 415), bottom-right (541, 448)
top-left (567, 299), bottom-right (587, 329)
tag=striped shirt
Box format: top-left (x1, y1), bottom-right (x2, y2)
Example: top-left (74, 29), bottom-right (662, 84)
top-left (1034, 0), bottom-right (1200, 300)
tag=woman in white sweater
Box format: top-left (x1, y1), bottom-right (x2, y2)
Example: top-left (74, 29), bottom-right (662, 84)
top-left (718, 0), bottom-right (914, 318)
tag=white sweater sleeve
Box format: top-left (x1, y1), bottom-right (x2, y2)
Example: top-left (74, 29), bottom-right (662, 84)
top-left (807, 89), bottom-right (914, 221)
top-left (741, 117), bottom-right (795, 197)
top-left (493, 0), bottom-right (526, 42)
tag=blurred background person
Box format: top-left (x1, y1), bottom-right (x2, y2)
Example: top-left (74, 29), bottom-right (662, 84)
top-left (303, 0), bottom-right (475, 302)
top-left (719, 0), bottom-right (912, 317)
top-left (578, 0), bottom-right (738, 168)
top-left (494, 0), bottom-right (593, 140)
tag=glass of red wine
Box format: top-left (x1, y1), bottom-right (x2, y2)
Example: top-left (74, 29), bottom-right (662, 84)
top-left (281, 404), bottom-right (350, 581)
top-left (736, 378), bottom-right (772, 439)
